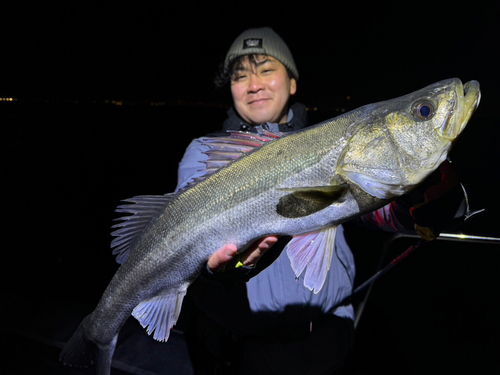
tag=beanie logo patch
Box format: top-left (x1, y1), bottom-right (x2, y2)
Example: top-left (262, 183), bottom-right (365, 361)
top-left (243, 38), bottom-right (263, 49)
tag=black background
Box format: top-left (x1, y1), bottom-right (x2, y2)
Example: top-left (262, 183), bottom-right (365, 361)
top-left (2, 1), bottom-right (500, 374)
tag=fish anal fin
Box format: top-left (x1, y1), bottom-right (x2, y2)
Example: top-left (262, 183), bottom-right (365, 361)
top-left (285, 226), bottom-right (337, 294)
top-left (132, 289), bottom-right (187, 342)
top-left (276, 185), bottom-right (348, 218)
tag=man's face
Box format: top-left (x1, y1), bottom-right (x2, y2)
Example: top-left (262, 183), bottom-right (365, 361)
top-left (230, 55), bottom-right (297, 126)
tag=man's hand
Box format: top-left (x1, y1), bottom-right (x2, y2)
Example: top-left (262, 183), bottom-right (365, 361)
top-left (207, 236), bottom-right (279, 272)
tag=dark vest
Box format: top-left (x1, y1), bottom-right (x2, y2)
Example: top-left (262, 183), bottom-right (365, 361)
top-left (209, 102), bottom-right (309, 136)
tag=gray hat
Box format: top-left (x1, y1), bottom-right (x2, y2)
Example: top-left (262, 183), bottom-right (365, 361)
top-left (224, 27), bottom-right (299, 80)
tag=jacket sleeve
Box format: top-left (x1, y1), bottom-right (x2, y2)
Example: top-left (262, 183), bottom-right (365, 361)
top-left (176, 138), bottom-right (209, 192)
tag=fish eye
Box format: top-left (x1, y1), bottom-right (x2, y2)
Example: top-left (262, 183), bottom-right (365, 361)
top-left (412, 101), bottom-right (435, 120)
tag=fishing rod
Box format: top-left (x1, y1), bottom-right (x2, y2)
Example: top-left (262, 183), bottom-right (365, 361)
top-left (352, 238), bottom-right (427, 329)
top-left (353, 239), bottom-right (426, 297)
top-left (350, 232), bottom-right (500, 329)
top-left (331, 237), bottom-right (427, 329)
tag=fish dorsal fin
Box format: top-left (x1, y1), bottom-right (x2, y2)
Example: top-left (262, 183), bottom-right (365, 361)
top-left (180, 130), bottom-right (282, 191)
top-left (111, 194), bottom-right (175, 264)
top-left (276, 184), bottom-right (348, 218)
top-left (132, 289), bottom-right (187, 342)
top-left (201, 130), bottom-right (280, 154)
top-left (285, 226), bottom-right (338, 294)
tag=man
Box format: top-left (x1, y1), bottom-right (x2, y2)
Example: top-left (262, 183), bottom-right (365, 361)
top-left (176, 27), bottom-right (464, 375)
top-left (177, 27), bottom-right (303, 274)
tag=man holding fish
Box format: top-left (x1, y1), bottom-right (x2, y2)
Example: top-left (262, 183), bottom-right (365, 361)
top-left (176, 27), bottom-right (470, 374)
top-left (60, 26), bottom-right (479, 375)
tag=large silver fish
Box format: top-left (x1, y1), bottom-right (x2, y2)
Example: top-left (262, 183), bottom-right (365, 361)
top-left (61, 78), bottom-right (480, 374)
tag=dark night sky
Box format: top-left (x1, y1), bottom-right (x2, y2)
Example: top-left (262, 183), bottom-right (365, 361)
top-left (2, 1), bottom-right (499, 107)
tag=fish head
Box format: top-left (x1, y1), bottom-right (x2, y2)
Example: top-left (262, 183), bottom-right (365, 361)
top-left (337, 78), bottom-right (480, 199)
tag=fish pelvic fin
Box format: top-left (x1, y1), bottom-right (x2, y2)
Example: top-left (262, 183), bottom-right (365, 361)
top-left (276, 185), bottom-right (348, 218)
top-left (285, 226), bottom-right (338, 294)
top-left (132, 288), bottom-right (187, 342)
top-left (60, 314), bottom-right (117, 375)
top-left (111, 194), bottom-right (175, 264)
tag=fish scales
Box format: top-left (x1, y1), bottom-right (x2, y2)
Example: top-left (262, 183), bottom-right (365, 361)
top-left (172, 122), bottom-right (351, 241)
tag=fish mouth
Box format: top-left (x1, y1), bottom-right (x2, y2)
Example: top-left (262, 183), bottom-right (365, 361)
top-left (440, 79), bottom-right (481, 139)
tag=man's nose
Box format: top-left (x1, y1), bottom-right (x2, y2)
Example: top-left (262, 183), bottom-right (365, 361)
top-left (247, 73), bottom-right (264, 93)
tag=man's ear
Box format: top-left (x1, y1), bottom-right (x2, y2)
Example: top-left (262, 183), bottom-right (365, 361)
top-left (290, 78), bottom-right (297, 96)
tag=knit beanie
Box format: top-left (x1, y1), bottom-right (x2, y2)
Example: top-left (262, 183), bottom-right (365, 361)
top-left (224, 27), bottom-right (299, 80)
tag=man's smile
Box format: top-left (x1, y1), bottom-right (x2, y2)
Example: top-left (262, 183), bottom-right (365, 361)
top-left (248, 98), bottom-right (271, 105)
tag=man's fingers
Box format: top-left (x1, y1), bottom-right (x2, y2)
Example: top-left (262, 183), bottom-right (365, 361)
top-left (207, 244), bottom-right (237, 272)
top-left (207, 236), bottom-right (278, 272)
top-left (240, 236), bottom-right (278, 267)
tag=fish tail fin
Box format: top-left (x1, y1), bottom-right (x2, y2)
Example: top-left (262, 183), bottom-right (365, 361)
top-left (60, 314), bottom-right (117, 375)
top-left (60, 315), bottom-right (93, 368)
top-left (93, 336), bottom-right (118, 375)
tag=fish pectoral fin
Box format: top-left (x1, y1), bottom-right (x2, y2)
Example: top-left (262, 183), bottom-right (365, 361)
top-left (285, 226), bottom-right (337, 294)
top-left (276, 185), bottom-right (348, 218)
top-left (132, 289), bottom-right (187, 342)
